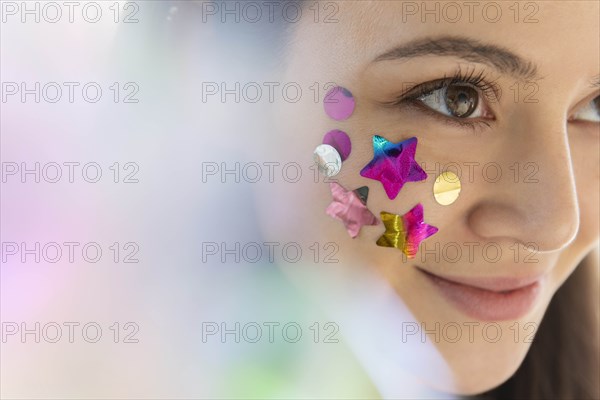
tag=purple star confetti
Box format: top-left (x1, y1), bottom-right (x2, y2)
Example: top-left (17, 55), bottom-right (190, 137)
top-left (360, 135), bottom-right (428, 200)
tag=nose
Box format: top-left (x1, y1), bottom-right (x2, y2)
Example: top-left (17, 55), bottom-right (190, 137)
top-left (468, 115), bottom-right (580, 253)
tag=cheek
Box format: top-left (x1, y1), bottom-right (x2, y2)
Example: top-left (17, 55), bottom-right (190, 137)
top-left (253, 91), bottom-right (370, 258)
top-left (571, 133), bottom-right (600, 244)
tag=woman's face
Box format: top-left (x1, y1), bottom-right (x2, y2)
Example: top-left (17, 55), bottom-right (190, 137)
top-left (259, 1), bottom-right (599, 394)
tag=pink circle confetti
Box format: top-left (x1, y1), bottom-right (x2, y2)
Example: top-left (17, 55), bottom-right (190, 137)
top-left (322, 129), bottom-right (352, 161)
top-left (323, 86), bottom-right (355, 121)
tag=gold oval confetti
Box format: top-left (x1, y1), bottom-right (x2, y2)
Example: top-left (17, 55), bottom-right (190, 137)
top-left (433, 171), bottom-right (461, 205)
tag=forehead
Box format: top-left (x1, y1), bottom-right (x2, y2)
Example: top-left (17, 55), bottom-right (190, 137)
top-left (290, 1), bottom-right (599, 81)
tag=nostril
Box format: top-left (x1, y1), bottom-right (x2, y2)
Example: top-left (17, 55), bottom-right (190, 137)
top-left (467, 201), bottom-right (580, 253)
top-left (467, 203), bottom-right (528, 240)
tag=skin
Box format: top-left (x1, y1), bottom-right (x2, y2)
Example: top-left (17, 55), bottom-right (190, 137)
top-left (256, 1), bottom-right (599, 395)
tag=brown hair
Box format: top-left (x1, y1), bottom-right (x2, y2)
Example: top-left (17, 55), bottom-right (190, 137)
top-left (480, 252), bottom-right (600, 399)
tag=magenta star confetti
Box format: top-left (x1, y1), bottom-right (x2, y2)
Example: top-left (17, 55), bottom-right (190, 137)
top-left (326, 182), bottom-right (379, 238)
top-left (360, 135), bottom-right (428, 200)
top-left (376, 203), bottom-right (438, 259)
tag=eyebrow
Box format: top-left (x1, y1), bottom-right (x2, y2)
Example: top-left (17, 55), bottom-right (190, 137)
top-left (591, 75), bottom-right (600, 88)
top-left (374, 36), bottom-right (540, 81)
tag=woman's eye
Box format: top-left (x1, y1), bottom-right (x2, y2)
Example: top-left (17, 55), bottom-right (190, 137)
top-left (417, 84), bottom-right (486, 118)
top-left (571, 95), bottom-right (600, 122)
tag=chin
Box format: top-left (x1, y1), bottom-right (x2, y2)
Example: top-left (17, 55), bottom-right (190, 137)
top-left (451, 367), bottom-right (519, 396)
top-left (437, 329), bottom-right (535, 396)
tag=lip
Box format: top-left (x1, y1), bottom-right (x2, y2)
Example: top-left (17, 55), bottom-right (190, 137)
top-left (417, 267), bottom-right (546, 321)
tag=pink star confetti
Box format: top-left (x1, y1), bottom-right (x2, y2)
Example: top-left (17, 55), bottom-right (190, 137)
top-left (326, 182), bottom-right (379, 238)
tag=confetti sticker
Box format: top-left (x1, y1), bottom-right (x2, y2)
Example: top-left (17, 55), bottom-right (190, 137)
top-left (433, 171), bottom-right (461, 205)
top-left (360, 135), bottom-right (428, 200)
top-left (324, 86), bottom-right (355, 121)
top-left (376, 204), bottom-right (438, 259)
top-left (323, 129), bottom-right (352, 161)
top-left (354, 186), bottom-right (369, 205)
top-left (313, 144), bottom-right (342, 177)
top-left (326, 182), bottom-right (379, 238)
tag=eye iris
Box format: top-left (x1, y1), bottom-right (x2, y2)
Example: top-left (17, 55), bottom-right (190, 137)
top-left (593, 96), bottom-right (600, 115)
top-left (445, 85), bottom-right (478, 117)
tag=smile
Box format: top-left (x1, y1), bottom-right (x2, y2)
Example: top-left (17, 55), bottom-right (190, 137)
top-left (417, 266), bottom-right (546, 321)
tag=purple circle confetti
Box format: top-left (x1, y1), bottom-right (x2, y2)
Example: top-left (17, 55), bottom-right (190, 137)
top-left (323, 129), bottom-right (352, 161)
top-left (323, 86), bottom-right (355, 121)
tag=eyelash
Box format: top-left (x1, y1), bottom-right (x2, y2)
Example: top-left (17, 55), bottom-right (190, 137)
top-left (388, 67), bottom-right (500, 132)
